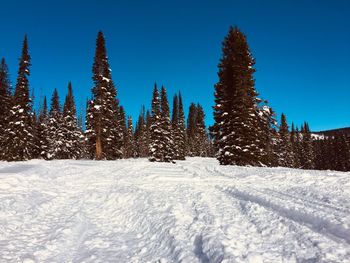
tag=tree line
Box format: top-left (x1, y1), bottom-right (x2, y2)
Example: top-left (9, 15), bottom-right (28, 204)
top-left (0, 29), bottom-right (349, 171)
top-left (211, 26), bottom-right (350, 171)
top-left (0, 32), bottom-right (212, 162)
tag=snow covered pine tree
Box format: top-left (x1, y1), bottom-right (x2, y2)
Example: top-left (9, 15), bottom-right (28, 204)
top-left (149, 84), bottom-right (174, 162)
top-left (278, 113), bottom-right (294, 167)
top-left (3, 35), bottom-right (36, 161)
top-left (62, 82), bottom-right (82, 159)
top-left (85, 31), bottom-right (123, 160)
top-left (47, 89), bottom-right (65, 159)
top-left (0, 58), bottom-right (12, 159)
top-left (37, 96), bottom-right (49, 159)
top-left (213, 26), bottom-right (262, 166)
top-left (149, 84), bottom-right (163, 162)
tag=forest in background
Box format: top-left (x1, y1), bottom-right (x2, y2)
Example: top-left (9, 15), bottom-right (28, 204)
top-left (0, 28), bottom-right (348, 171)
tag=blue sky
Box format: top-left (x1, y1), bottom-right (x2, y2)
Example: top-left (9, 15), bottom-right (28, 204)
top-left (0, 0), bottom-right (349, 131)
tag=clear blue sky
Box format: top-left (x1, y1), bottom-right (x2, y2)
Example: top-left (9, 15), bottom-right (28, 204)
top-left (0, 0), bottom-right (349, 131)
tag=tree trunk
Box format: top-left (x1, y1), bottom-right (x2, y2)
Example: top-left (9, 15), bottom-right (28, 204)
top-left (96, 126), bottom-right (103, 160)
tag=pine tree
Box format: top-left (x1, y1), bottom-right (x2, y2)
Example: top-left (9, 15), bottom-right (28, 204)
top-left (177, 93), bottom-right (186, 160)
top-left (134, 106), bottom-right (149, 157)
top-left (62, 82), bottom-right (82, 159)
top-left (334, 134), bottom-right (350, 171)
top-left (290, 123), bottom-right (300, 168)
top-left (149, 84), bottom-right (163, 161)
top-left (47, 89), bottom-right (65, 159)
top-left (213, 26), bottom-right (261, 166)
top-left (295, 127), bottom-right (303, 168)
top-left (124, 116), bottom-right (135, 158)
top-left (160, 86), bottom-right (173, 162)
top-left (257, 103), bottom-right (279, 167)
top-left (118, 105), bottom-right (127, 157)
top-left (85, 31), bottom-right (123, 160)
top-left (4, 36), bottom-right (36, 161)
top-left (194, 104), bottom-right (208, 157)
top-left (85, 98), bottom-right (95, 159)
top-left (301, 122), bottom-right (314, 169)
top-left (187, 103), bottom-right (197, 156)
top-left (37, 96), bottom-right (49, 159)
top-left (145, 109), bottom-right (151, 155)
top-left (278, 113), bottom-right (294, 167)
top-left (171, 94), bottom-right (181, 159)
top-left (0, 58), bottom-right (12, 159)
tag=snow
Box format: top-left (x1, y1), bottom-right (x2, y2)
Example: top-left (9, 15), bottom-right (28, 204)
top-left (0, 158), bottom-right (349, 262)
top-left (102, 77), bottom-right (111, 82)
top-left (311, 133), bottom-right (326, 140)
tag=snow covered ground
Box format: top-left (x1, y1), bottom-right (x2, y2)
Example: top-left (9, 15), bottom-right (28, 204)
top-left (0, 158), bottom-right (350, 263)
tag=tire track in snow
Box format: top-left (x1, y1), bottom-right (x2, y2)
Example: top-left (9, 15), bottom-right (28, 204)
top-left (221, 186), bottom-right (350, 261)
top-left (224, 187), bottom-right (350, 244)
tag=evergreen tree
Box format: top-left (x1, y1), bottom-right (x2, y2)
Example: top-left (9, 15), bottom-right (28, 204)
top-left (47, 89), bottom-right (64, 159)
top-left (85, 31), bottom-right (123, 160)
top-left (186, 103), bottom-right (197, 156)
top-left (334, 134), bottom-right (350, 171)
top-left (149, 84), bottom-right (163, 161)
top-left (0, 58), bottom-right (12, 159)
top-left (62, 82), bottom-right (82, 159)
top-left (171, 94), bottom-right (181, 159)
top-left (290, 123), bottom-right (300, 168)
top-left (278, 113), bottom-right (294, 167)
top-left (85, 98), bottom-right (95, 159)
top-left (301, 122), bottom-right (314, 169)
top-left (257, 103), bottom-right (279, 167)
top-left (134, 106), bottom-right (149, 157)
top-left (194, 104), bottom-right (208, 157)
top-left (213, 26), bottom-right (261, 165)
top-left (37, 96), bottom-right (49, 159)
top-left (295, 127), bottom-right (303, 168)
top-left (124, 116), bottom-right (135, 158)
top-left (4, 36), bottom-right (36, 161)
top-left (160, 86), bottom-right (173, 162)
top-left (177, 93), bottom-right (186, 160)
top-left (145, 109), bottom-right (151, 155)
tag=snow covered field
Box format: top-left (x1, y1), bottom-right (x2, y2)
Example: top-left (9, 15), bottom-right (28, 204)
top-left (0, 158), bottom-right (350, 263)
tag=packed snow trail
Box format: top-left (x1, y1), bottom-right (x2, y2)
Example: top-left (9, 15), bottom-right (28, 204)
top-left (0, 158), bottom-right (350, 262)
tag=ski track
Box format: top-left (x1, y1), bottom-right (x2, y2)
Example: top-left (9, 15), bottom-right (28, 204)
top-left (0, 158), bottom-right (349, 262)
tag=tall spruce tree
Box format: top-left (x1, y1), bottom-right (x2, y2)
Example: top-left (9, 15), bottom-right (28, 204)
top-left (85, 98), bottom-right (95, 159)
top-left (171, 94), bottom-right (181, 159)
top-left (37, 96), bottom-right (49, 159)
top-left (124, 116), bottom-right (135, 158)
top-left (194, 104), bottom-right (208, 157)
top-left (160, 86), bottom-right (173, 162)
top-left (290, 123), bottom-right (300, 168)
top-left (85, 31), bottom-right (123, 160)
top-left (62, 82), bottom-right (82, 159)
top-left (0, 58), bottom-right (12, 159)
top-left (134, 106), bottom-right (149, 157)
top-left (187, 103), bottom-right (197, 156)
top-left (213, 26), bottom-right (261, 165)
top-left (177, 92), bottom-right (186, 160)
top-left (257, 103), bottom-right (279, 167)
top-left (118, 105), bottom-right (127, 157)
top-left (301, 122), bottom-right (314, 169)
top-left (278, 113), bottom-right (294, 167)
top-left (149, 84), bottom-right (163, 161)
top-left (4, 36), bottom-right (36, 161)
top-left (47, 89), bottom-right (65, 159)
